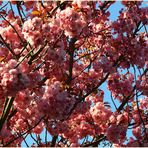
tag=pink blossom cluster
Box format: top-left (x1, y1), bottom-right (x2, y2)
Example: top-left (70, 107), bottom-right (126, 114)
top-left (22, 17), bottom-right (44, 47)
top-left (37, 80), bottom-right (75, 120)
top-left (108, 73), bottom-right (134, 101)
top-left (136, 76), bottom-right (148, 96)
top-left (0, 60), bottom-right (31, 96)
top-left (56, 7), bottom-right (86, 37)
top-left (0, 20), bottom-right (23, 49)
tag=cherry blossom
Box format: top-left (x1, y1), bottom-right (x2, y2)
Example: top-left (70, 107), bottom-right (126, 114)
top-left (0, 1), bottom-right (147, 147)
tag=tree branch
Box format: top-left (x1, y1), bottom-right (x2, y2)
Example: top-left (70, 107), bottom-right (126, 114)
top-left (66, 38), bottom-right (77, 84)
top-left (50, 135), bottom-right (58, 147)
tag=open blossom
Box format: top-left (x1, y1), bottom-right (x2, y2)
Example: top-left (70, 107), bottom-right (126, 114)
top-left (90, 102), bottom-right (112, 131)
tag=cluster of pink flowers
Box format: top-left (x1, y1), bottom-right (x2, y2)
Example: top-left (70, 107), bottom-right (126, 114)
top-left (108, 73), bottom-right (134, 101)
top-left (56, 7), bottom-right (87, 37)
top-left (0, 60), bottom-right (31, 96)
top-left (136, 75), bottom-right (148, 96)
top-left (90, 102), bottom-right (112, 132)
top-left (22, 17), bottom-right (44, 47)
top-left (37, 80), bottom-right (75, 120)
top-left (0, 20), bottom-right (23, 49)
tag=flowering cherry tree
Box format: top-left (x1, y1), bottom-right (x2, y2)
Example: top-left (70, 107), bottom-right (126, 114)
top-left (0, 0), bottom-right (148, 147)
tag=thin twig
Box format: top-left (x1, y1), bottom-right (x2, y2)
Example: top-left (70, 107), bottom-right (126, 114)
top-left (0, 13), bottom-right (24, 44)
top-left (0, 35), bottom-right (16, 57)
top-left (3, 116), bottom-right (45, 147)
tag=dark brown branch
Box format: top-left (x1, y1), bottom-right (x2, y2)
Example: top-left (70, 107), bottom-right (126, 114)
top-left (15, 47), bottom-right (35, 68)
top-left (100, 1), bottom-right (113, 12)
top-left (0, 13), bottom-right (24, 44)
top-left (9, 2), bottom-right (15, 18)
top-left (0, 34), bottom-right (16, 57)
top-left (133, 21), bottom-right (142, 37)
top-left (16, 1), bottom-right (24, 23)
top-left (50, 135), bottom-right (58, 147)
top-left (66, 38), bottom-right (77, 84)
top-left (83, 136), bottom-right (106, 147)
top-left (0, 2), bottom-right (9, 11)
top-left (39, 1), bottom-right (51, 17)
top-left (51, 1), bottom-right (69, 16)
top-left (135, 90), bottom-right (147, 135)
top-left (28, 41), bottom-right (47, 65)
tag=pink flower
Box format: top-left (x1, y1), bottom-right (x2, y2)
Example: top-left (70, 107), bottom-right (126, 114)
top-left (106, 124), bottom-right (126, 144)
